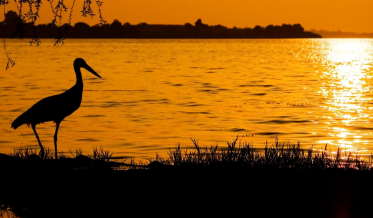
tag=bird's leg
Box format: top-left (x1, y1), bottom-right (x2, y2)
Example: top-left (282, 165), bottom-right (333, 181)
top-left (32, 124), bottom-right (44, 159)
top-left (54, 121), bottom-right (61, 160)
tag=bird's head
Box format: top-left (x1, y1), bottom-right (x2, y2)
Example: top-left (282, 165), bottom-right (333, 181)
top-left (74, 58), bottom-right (102, 79)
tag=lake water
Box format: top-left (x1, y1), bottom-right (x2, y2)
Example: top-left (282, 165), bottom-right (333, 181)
top-left (1, 38), bottom-right (373, 161)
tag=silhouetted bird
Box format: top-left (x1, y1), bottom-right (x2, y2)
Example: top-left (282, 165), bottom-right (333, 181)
top-left (11, 58), bottom-right (102, 159)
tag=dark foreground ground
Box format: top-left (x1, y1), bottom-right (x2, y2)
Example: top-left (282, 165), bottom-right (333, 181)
top-left (1, 155), bottom-right (373, 218)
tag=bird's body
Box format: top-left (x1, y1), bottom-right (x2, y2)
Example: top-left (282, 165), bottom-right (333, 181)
top-left (11, 58), bottom-right (102, 159)
top-left (12, 84), bottom-right (83, 129)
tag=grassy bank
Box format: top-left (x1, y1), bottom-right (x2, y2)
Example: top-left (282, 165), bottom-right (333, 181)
top-left (2, 136), bottom-right (372, 171)
top-left (154, 136), bottom-right (373, 170)
top-left (1, 138), bottom-right (373, 218)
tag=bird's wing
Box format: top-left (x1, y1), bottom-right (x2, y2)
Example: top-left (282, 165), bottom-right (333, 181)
top-left (12, 93), bottom-right (76, 128)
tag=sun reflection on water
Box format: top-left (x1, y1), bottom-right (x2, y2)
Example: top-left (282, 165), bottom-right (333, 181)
top-left (318, 39), bottom-right (373, 153)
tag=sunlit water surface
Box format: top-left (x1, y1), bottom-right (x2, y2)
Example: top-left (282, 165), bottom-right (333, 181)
top-left (1, 39), bottom-right (373, 160)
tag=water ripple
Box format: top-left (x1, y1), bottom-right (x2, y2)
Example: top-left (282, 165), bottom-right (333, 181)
top-left (257, 119), bottom-right (310, 124)
top-left (229, 128), bottom-right (246, 132)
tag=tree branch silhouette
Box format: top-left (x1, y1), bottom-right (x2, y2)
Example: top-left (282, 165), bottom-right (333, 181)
top-left (2, 1), bottom-right (15, 70)
top-left (1, 0), bottom-right (106, 69)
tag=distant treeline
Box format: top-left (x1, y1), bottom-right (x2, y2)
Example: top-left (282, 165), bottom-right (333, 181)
top-left (311, 29), bottom-right (373, 38)
top-left (0, 10), bottom-right (321, 39)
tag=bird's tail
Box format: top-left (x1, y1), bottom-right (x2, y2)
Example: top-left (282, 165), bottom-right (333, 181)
top-left (11, 112), bottom-right (28, 129)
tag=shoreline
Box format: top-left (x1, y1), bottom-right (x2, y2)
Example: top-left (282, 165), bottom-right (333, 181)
top-left (1, 137), bottom-right (373, 217)
top-left (1, 161), bottom-right (373, 217)
top-left (1, 141), bottom-right (373, 217)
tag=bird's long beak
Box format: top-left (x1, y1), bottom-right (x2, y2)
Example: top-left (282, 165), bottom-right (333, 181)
top-left (85, 64), bottom-right (102, 79)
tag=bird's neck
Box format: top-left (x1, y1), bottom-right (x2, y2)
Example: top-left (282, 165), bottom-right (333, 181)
top-left (74, 65), bottom-right (83, 84)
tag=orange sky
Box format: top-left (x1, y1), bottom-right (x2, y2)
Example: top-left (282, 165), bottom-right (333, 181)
top-left (1, 0), bottom-right (372, 33)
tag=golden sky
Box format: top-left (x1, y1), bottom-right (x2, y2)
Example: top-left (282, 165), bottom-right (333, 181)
top-left (1, 0), bottom-right (372, 33)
